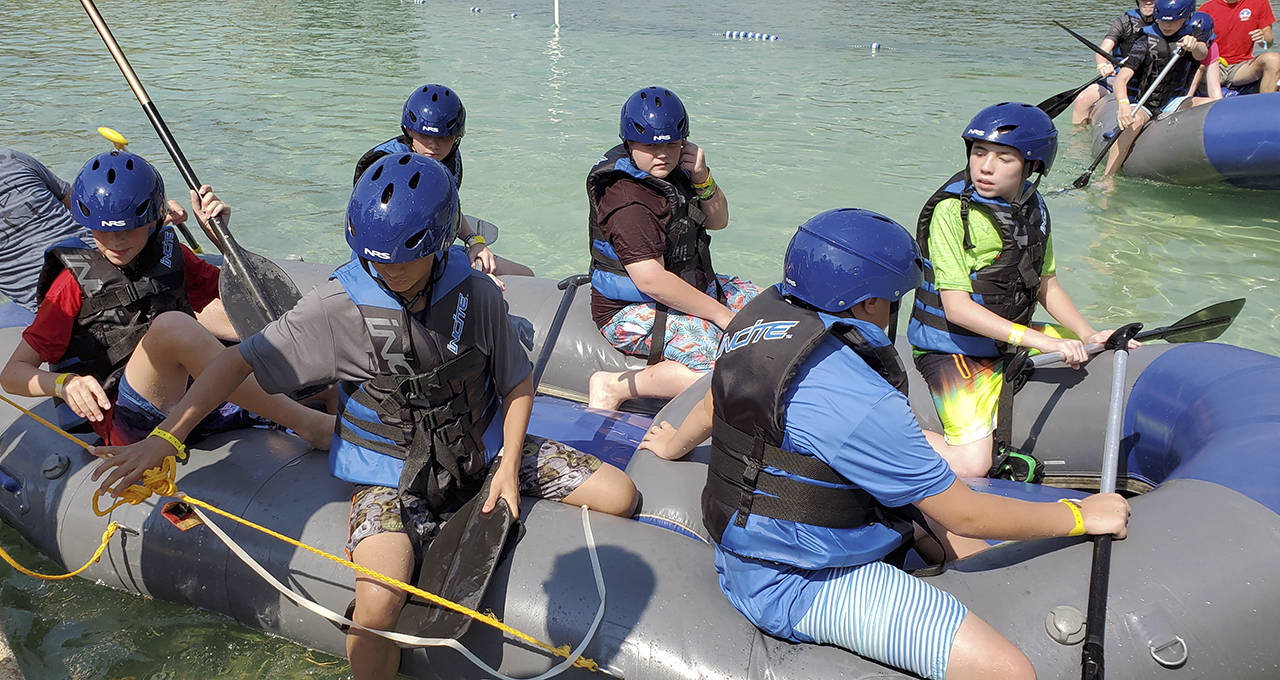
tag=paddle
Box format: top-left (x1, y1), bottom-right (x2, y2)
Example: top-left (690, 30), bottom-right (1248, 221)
top-left (1070, 48), bottom-right (1185, 190)
top-left (1053, 21), bottom-right (1123, 67)
top-left (1037, 75), bottom-right (1106, 119)
top-left (1028, 298), bottom-right (1244, 369)
top-left (408, 273), bottom-right (592, 640)
top-left (79, 0), bottom-right (300, 338)
top-left (1079, 322), bottom-right (1143, 680)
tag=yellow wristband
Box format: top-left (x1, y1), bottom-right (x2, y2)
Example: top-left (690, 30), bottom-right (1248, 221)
top-left (1059, 498), bottom-right (1086, 536)
top-left (148, 426), bottom-right (188, 463)
top-left (1097, 63), bottom-right (1108, 72)
top-left (1007, 323), bottom-right (1027, 346)
top-left (464, 233), bottom-right (486, 248)
top-left (695, 179), bottom-right (717, 200)
top-left (691, 170), bottom-right (714, 190)
top-left (1118, 98), bottom-right (1130, 105)
top-left (54, 372), bottom-right (73, 399)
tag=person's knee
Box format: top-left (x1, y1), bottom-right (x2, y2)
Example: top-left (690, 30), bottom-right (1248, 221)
top-left (352, 583), bottom-right (408, 628)
top-left (1262, 53), bottom-right (1280, 71)
top-left (568, 464), bottom-right (638, 517)
top-left (950, 440), bottom-right (993, 478)
top-left (142, 311), bottom-right (202, 346)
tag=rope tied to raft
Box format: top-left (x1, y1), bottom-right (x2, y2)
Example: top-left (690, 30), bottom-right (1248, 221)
top-left (0, 391), bottom-right (616, 678)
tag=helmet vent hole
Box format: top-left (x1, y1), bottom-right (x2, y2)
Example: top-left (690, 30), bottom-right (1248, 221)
top-left (371, 165), bottom-right (384, 181)
top-left (397, 154), bottom-right (412, 165)
top-left (380, 183), bottom-right (395, 207)
top-left (632, 121), bottom-right (646, 135)
top-left (639, 91), bottom-right (648, 100)
top-left (431, 92), bottom-right (439, 102)
top-left (444, 89), bottom-right (452, 97)
top-left (654, 96), bottom-right (663, 107)
top-left (106, 168), bottom-right (116, 184)
top-left (408, 111), bottom-right (418, 123)
top-left (408, 171), bottom-right (421, 190)
top-left (77, 200), bottom-right (90, 216)
top-left (405, 228), bottom-right (428, 250)
top-left (135, 199), bottom-right (151, 217)
top-left (125, 158), bottom-right (134, 170)
top-left (995, 124), bottom-right (1018, 135)
top-left (92, 159), bottom-right (101, 170)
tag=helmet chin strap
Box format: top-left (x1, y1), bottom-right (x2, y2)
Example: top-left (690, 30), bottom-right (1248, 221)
top-left (360, 249), bottom-right (448, 311)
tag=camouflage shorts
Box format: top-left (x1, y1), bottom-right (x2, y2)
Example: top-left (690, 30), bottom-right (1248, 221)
top-left (345, 434), bottom-right (602, 554)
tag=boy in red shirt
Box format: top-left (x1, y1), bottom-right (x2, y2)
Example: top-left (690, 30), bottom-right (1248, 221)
top-left (1200, 0), bottom-right (1279, 92)
top-left (0, 149), bottom-right (332, 449)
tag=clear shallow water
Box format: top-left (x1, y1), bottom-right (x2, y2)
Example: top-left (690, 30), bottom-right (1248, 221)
top-left (1, 0), bottom-right (1278, 676)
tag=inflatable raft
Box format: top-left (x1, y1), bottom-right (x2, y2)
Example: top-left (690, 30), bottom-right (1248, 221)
top-left (1089, 92), bottom-right (1280, 190)
top-left (3, 267), bottom-right (1280, 679)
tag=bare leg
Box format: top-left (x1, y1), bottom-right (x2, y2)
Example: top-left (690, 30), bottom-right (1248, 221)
top-left (123, 311), bottom-right (334, 448)
top-left (1071, 84), bottom-right (1106, 125)
top-left (1227, 53), bottom-right (1280, 93)
top-left (1103, 109), bottom-right (1150, 176)
top-left (588, 360), bottom-right (700, 410)
top-left (347, 532), bottom-right (414, 680)
top-left (944, 613), bottom-right (1037, 680)
top-left (559, 463), bottom-right (638, 517)
top-left (924, 430), bottom-right (993, 478)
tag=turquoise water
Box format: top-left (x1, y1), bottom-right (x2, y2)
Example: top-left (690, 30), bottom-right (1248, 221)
top-left (2, 0), bottom-right (1278, 676)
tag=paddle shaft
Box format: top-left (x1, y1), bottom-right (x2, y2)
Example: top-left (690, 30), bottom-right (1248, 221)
top-left (79, 0), bottom-right (279, 328)
top-left (1074, 48), bottom-right (1184, 187)
top-left (1079, 323), bottom-right (1140, 680)
top-left (531, 274), bottom-right (591, 390)
top-left (1054, 20), bottom-right (1123, 66)
top-left (1030, 311), bottom-right (1232, 368)
top-left (171, 222), bottom-right (202, 253)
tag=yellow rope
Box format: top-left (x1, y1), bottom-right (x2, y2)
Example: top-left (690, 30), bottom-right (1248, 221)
top-left (0, 393), bottom-right (604, 673)
top-left (0, 522), bottom-right (119, 580)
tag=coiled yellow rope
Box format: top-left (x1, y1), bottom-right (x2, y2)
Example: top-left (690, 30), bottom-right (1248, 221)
top-left (0, 392), bottom-right (607, 674)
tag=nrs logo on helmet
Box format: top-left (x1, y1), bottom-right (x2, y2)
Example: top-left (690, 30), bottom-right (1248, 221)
top-left (100, 220), bottom-right (129, 228)
top-left (363, 247), bottom-right (392, 260)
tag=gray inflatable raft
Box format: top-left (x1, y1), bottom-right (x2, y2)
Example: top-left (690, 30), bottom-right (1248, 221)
top-left (1089, 92), bottom-right (1280, 190)
top-left (2, 267), bottom-right (1279, 679)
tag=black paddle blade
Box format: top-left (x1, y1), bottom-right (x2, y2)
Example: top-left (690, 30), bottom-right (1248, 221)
top-left (217, 249), bottom-right (302, 338)
top-left (1037, 75), bottom-right (1104, 119)
top-left (1140, 298), bottom-right (1246, 343)
top-left (402, 490), bottom-right (517, 640)
top-left (1072, 171), bottom-right (1093, 189)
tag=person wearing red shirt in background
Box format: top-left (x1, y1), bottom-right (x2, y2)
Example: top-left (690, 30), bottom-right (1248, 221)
top-left (0, 149), bottom-right (333, 451)
top-left (1200, 0), bottom-right (1279, 92)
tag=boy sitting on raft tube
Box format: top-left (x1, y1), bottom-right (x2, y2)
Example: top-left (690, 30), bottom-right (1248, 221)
top-left (1072, 0), bottom-right (1158, 125)
top-left (0, 148), bottom-right (333, 451)
top-left (586, 86), bottom-right (760, 410)
top-left (93, 154), bottom-right (638, 680)
top-left (354, 83), bottom-right (534, 282)
top-left (907, 103), bottom-right (1139, 479)
top-left (1105, 0), bottom-right (1211, 175)
top-left (640, 208), bottom-right (1131, 680)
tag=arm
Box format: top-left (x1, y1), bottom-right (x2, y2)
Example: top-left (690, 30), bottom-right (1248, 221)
top-left (625, 258), bottom-right (734, 328)
top-left (1096, 37), bottom-right (1119, 76)
top-left (680, 142), bottom-right (728, 230)
top-left (639, 387), bottom-right (713, 460)
top-left (1115, 67), bottom-right (1139, 129)
top-left (915, 478), bottom-right (1129, 541)
top-left (1205, 54), bottom-right (1224, 99)
top-left (483, 374), bottom-right (534, 519)
top-left (0, 340), bottom-right (110, 423)
top-left (1177, 35), bottom-right (1210, 62)
top-left (939, 289), bottom-right (1089, 366)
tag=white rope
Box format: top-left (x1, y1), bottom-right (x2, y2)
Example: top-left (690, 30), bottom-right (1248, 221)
top-left (191, 504), bottom-right (609, 680)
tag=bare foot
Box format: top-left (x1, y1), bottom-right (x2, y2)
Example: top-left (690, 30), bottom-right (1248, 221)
top-left (588, 371), bottom-right (631, 411)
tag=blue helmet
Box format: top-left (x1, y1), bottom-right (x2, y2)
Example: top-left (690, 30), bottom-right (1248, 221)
top-left (619, 87), bottom-right (689, 144)
top-left (401, 84), bottom-right (467, 138)
top-left (781, 208), bottom-right (923, 313)
top-left (1155, 0), bottom-right (1195, 21)
top-left (1187, 11), bottom-right (1215, 40)
top-left (961, 102), bottom-right (1058, 175)
top-left (69, 151), bottom-right (165, 231)
top-left (346, 153), bottom-right (460, 264)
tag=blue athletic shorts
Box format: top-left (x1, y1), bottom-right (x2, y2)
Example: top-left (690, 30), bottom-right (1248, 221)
top-left (793, 561), bottom-right (967, 680)
top-left (111, 372), bottom-right (263, 445)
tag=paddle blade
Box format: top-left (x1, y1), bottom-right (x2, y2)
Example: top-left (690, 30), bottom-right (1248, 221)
top-left (1073, 172), bottom-right (1092, 189)
top-left (1037, 75), bottom-right (1104, 119)
top-left (218, 249), bottom-right (302, 338)
top-left (1152, 298), bottom-right (1246, 343)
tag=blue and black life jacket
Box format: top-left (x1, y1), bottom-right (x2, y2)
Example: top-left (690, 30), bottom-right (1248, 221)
top-left (702, 285), bottom-right (919, 570)
top-left (35, 226), bottom-right (191, 402)
top-left (330, 249), bottom-right (499, 510)
top-left (907, 171), bottom-right (1049, 358)
top-left (354, 136), bottom-right (464, 189)
top-left (1115, 8), bottom-right (1156, 60)
top-left (1132, 23), bottom-right (1199, 111)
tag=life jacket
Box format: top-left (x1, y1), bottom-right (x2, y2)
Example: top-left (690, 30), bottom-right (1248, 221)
top-left (907, 171), bottom-right (1049, 358)
top-left (1114, 8), bottom-right (1156, 60)
top-left (329, 248), bottom-right (499, 511)
top-left (35, 226), bottom-right (192, 400)
top-left (702, 285), bottom-right (917, 570)
top-left (353, 136), bottom-right (464, 189)
top-left (1133, 24), bottom-right (1199, 111)
top-left (586, 144), bottom-right (718, 304)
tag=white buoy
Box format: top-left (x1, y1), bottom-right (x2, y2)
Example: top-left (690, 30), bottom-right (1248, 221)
top-left (870, 42), bottom-right (880, 55)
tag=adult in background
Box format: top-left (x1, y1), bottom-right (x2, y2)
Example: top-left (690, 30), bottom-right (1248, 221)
top-left (1199, 0), bottom-right (1278, 92)
top-left (1, 149), bottom-right (90, 311)
top-left (586, 86), bottom-right (759, 410)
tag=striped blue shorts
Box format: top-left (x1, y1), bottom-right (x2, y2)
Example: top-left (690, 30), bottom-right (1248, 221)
top-left (793, 561), bottom-right (967, 680)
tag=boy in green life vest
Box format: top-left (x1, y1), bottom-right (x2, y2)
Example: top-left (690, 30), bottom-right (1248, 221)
top-left (907, 103), bottom-right (1139, 479)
